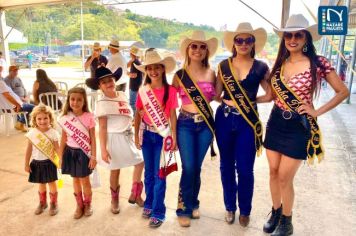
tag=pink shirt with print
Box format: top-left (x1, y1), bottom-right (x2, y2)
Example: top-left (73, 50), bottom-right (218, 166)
top-left (136, 85), bottom-right (178, 125)
top-left (66, 112), bottom-right (95, 148)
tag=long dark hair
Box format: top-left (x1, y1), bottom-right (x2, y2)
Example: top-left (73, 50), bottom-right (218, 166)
top-left (144, 64), bottom-right (169, 108)
top-left (36, 69), bottom-right (57, 90)
top-left (269, 30), bottom-right (320, 97)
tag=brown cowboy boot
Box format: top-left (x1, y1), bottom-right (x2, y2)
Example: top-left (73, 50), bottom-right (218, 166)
top-left (128, 181), bottom-right (144, 207)
top-left (35, 191), bottom-right (48, 215)
top-left (110, 186), bottom-right (120, 214)
top-left (73, 192), bottom-right (84, 219)
top-left (83, 193), bottom-right (93, 217)
top-left (49, 192), bottom-right (58, 216)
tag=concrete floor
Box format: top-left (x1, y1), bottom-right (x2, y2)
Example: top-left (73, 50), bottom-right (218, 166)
top-left (0, 89), bottom-right (355, 236)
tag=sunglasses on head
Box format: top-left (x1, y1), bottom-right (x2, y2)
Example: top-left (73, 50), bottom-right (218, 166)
top-left (234, 37), bottom-right (255, 46)
top-left (283, 32), bottom-right (305, 40)
top-left (189, 43), bottom-right (207, 50)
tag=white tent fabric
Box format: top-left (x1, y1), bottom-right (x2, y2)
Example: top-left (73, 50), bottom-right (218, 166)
top-left (0, 0), bottom-right (84, 9)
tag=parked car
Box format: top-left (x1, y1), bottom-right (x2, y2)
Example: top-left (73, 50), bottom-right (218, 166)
top-left (45, 55), bottom-right (60, 64)
top-left (14, 55), bottom-right (41, 68)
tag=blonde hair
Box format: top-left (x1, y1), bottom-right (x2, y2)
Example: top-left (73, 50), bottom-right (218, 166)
top-left (30, 104), bottom-right (56, 128)
top-left (62, 87), bottom-right (89, 116)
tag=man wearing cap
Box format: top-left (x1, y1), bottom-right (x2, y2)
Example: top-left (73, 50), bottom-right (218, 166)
top-left (106, 39), bottom-right (127, 91)
top-left (4, 65), bottom-right (29, 102)
top-left (127, 46), bottom-right (142, 115)
top-left (84, 42), bottom-right (108, 78)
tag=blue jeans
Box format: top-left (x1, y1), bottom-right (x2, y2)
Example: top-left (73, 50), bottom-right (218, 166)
top-left (176, 113), bottom-right (213, 217)
top-left (129, 89), bottom-right (138, 115)
top-left (215, 105), bottom-right (256, 216)
top-left (18, 103), bottom-right (34, 125)
top-left (142, 130), bottom-right (166, 220)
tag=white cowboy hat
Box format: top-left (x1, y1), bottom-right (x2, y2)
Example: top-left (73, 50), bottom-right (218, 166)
top-left (223, 22), bottom-right (267, 53)
top-left (273, 14), bottom-right (321, 41)
top-left (108, 39), bottom-right (120, 50)
top-left (180, 30), bottom-right (218, 58)
top-left (130, 46), bottom-right (140, 57)
top-left (134, 50), bottom-right (176, 74)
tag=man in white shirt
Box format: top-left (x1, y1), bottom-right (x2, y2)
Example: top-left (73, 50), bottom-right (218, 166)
top-left (0, 79), bottom-right (34, 132)
top-left (106, 39), bottom-right (127, 91)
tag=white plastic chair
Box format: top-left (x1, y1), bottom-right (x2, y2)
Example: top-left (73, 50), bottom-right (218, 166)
top-left (0, 108), bottom-right (29, 136)
top-left (39, 92), bottom-right (66, 114)
top-left (54, 81), bottom-right (68, 94)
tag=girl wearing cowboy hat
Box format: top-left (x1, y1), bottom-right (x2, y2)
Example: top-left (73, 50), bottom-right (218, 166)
top-left (172, 30), bottom-right (218, 227)
top-left (261, 14), bottom-right (349, 235)
top-left (215, 22), bottom-right (271, 227)
top-left (85, 66), bottom-right (145, 214)
top-left (134, 49), bottom-right (178, 228)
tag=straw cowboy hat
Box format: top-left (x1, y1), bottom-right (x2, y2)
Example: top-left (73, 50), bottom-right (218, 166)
top-left (85, 66), bottom-right (123, 90)
top-left (223, 22), bottom-right (267, 53)
top-left (180, 30), bottom-right (218, 58)
top-left (90, 42), bottom-right (103, 50)
top-left (134, 50), bottom-right (176, 74)
top-left (273, 14), bottom-right (321, 41)
top-left (130, 46), bottom-right (140, 57)
top-left (108, 39), bottom-right (120, 50)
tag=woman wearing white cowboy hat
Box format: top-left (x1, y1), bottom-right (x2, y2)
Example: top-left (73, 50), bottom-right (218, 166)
top-left (261, 14), bottom-right (349, 235)
top-left (134, 49), bottom-right (178, 228)
top-left (171, 30), bottom-right (218, 227)
top-left (215, 22), bottom-right (271, 227)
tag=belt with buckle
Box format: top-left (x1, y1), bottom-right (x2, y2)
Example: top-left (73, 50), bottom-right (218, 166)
top-left (143, 123), bottom-right (158, 133)
top-left (273, 106), bottom-right (298, 120)
top-left (222, 103), bottom-right (240, 117)
top-left (179, 109), bottom-right (204, 123)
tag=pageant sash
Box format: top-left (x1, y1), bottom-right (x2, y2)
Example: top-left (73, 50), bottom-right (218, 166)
top-left (26, 128), bottom-right (60, 168)
top-left (139, 85), bottom-right (178, 178)
top-left (271, 65), bottom-right (324, 164)
top-left (175, 69), bottom-right (215, 133)
top-left (218, 58), bottom-right (263, 156)
top-left (58, 113), bottom-right (91, 157)
top-left (96, 93), bottom-right (133, 119)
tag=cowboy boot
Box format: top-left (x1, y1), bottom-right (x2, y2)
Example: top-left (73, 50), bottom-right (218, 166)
top-left (271, 215), bottom-right (293, 236)
top-left (49, 192), bottom-right (58, 216)
top-left (110, 186), bottom-right (120, 214)
top-left (263, 205), bottom-right (282, 233)
top-left (128, 181), bottom-right (144, 207)
top-left (83, 193), bottom-right (93, 217)
top-left (73, 192), bottom-right (84, 219)
top-left (35, 191), bottom-right (48, 215)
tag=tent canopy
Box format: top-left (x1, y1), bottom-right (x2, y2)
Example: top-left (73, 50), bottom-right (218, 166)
top-left (0, 0), bottom-right (85, 9)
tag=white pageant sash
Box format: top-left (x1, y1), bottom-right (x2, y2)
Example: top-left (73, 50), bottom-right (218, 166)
top-left (58, 113), bottom-right (91, 157)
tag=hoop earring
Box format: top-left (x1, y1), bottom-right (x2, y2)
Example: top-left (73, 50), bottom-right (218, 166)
top-left (302, 44), bottom-right (308, 52)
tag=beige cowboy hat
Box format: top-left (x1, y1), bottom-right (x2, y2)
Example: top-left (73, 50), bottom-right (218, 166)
top-left (223, 22), bottom-right (267, 53)
top-left (108, 39), bottom-right (120, 50)
top-left (180, 30), bottom-right (218, 58)
top-left (134, 50), bottom-right (176, 74)
top-left (273, 14), bottom-right (321, 41)
top-left (90, 42), bottom-right (103, 50)
top-left (130, 46), bottom-right (141, 57)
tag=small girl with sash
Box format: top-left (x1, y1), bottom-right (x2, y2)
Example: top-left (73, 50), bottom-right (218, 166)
top-left (58, 87), bottom-right (97, 219)
top-left (261, 15), bottom-right (349, 235)
top-left (134, 49), bottom-right (178, 228)
top-left (215, 23), bottom-right (270, 226)
top-left (25, 104), bottom-right (60, 216)
top-left (172, 30), bottom-right (218, 227)
top-left (85, 66), bottom-right (144, 214)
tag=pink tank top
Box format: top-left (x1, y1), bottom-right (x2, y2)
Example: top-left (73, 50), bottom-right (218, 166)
top-left (178, 81), bottom-right (216, 105)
